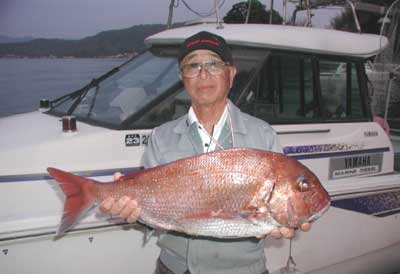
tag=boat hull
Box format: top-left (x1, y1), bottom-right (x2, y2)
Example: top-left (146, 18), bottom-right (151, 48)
top-left (1, 113), bottom-right (400, 273)
top-left (1, 197), bottom-right (399, 274)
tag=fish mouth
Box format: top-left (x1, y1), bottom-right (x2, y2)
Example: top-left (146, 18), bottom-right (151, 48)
top-left (306, 200), bottom-right (331, 223)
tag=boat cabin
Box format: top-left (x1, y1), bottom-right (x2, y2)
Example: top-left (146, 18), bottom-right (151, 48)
top-left (50, 25), bottom-right (381, 129)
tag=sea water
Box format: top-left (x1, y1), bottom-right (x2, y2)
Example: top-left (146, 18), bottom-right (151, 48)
top-left (0, 58), bottom-right (126, 117)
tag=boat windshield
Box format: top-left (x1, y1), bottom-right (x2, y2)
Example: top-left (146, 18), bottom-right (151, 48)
top-left (48, 46), bottom-right (269, 129)
top-left (48, 48), bottom-right (181, 128)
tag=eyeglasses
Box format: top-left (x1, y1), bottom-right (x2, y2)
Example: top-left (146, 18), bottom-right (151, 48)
top-left (180, 60), bottom-right (230, 78)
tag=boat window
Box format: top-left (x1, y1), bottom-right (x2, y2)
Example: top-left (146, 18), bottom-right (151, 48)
top-left (238, 54), bottom-right (315, 122)
top-left (319, 61), bottom-right (364, 119)
top-left (237, 52), bottom-right (367, 124)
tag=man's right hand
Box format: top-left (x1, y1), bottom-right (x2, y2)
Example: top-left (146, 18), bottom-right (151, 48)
top-left (100, 196), bottom-right (141, 223)
top-left (99, 172), bottom-right (141, 223)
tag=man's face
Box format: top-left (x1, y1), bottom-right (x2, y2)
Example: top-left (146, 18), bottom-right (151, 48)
top-left (180, 49), bottom-right (236, 107)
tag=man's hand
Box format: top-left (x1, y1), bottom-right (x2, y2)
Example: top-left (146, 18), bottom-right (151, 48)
top-left (99, 172), bottom-right (141, 223)
top-left (268, 223), bottom-right (311, 239)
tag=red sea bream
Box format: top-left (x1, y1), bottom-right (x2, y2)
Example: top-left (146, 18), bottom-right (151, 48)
top-left (47, 148), bottom-right (330, 238)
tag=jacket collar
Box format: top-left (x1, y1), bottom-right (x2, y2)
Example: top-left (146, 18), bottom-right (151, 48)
top-left (226, 100), bottom-right (247, 135)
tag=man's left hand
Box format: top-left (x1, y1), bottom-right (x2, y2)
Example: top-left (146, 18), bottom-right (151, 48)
top-left (267, 222), bottom-right (311, 239)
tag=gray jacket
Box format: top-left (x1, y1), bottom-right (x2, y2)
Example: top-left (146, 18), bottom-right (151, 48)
top-left (142, 100), bottom-right (281, 274)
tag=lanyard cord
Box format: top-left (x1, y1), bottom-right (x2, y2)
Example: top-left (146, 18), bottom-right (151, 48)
top-left (198, 123), bottom-right (224, 151)
top-left (197, 103), bottom-right (235, 152)
top-left (227, 103), bottom-right (235, 148)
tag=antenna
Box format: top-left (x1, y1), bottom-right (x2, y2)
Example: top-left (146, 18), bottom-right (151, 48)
top-left (304, 0), bottom-right (312, 27)
top-left (269, 0), bottom-right (274, 24)
top-left (283, 0), bottom-right (287, 25)
top-left (245, 0), bottom-right (252, 24)
top-left (215, 0), bottom-right (224, 29)
top-left (167, 0), bottom-right (175, 29)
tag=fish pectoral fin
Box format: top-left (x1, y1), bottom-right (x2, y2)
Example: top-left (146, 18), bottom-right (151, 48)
top-left (240, 206), bottom-right (271, 223)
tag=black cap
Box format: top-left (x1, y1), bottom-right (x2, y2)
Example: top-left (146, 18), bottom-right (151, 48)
top-left (178, 31), bottom-right (233, 64)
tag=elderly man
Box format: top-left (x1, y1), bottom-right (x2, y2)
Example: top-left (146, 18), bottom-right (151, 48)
top-left (101, 31), bottom-right (310, 274)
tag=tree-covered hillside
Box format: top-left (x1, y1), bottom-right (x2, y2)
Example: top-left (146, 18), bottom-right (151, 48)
top-left (0, 24), bottom-right (167, 58)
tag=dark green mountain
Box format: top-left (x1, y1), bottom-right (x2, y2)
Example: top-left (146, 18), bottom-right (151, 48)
top-left (0, 24), bottom-right (167, 58)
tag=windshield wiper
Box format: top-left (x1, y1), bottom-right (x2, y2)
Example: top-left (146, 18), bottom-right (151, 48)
top-left (66, 67), bottom-right (120, 115)
top-left (50, 66), bottom-right (119, 114)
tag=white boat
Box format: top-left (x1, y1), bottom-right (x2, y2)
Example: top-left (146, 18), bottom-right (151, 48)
top-left (1, 22), bottom-right (400, 274)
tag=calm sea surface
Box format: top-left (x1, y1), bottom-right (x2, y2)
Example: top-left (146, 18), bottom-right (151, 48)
top-left (0, 58), bottom-right (127, 117)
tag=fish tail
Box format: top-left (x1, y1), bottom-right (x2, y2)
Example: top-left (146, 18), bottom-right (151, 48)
top-left (47, 167), bottom-right (98, 236)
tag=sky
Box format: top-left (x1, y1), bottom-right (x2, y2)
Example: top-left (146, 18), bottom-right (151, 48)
top-left (0, 0), bottom-right (343, 39)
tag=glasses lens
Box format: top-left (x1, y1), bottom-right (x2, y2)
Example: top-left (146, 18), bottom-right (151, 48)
top-left (181, 61), bottom-right (227, 78)
top-left (181, 63), bottom-right (201, 78)
top-left (206, 61), bottom-right (225, 75)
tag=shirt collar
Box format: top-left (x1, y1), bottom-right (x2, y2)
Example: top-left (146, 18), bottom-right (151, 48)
top-left (174, 100), bottom-right (248, 135)
top-left (187, 104), bottom-right (228, 130)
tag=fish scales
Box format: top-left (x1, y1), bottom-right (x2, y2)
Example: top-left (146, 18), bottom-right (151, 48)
top-left (47, 148), bottom-right (330, 238)
top-left (101, 149), bottom-right (270, 221)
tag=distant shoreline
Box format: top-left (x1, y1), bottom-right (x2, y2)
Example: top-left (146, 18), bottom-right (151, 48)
top-left (0, 52), bottom-right (136, 59)
top-left (0, 24), bottom-right (166, 60)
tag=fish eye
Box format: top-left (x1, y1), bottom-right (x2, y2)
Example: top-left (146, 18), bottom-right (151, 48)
top-left (297, 175), bottom-right (309, 192)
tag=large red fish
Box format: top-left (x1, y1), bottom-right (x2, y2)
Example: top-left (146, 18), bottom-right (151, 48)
top-left (47, 148), bottom-right (330, 238)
